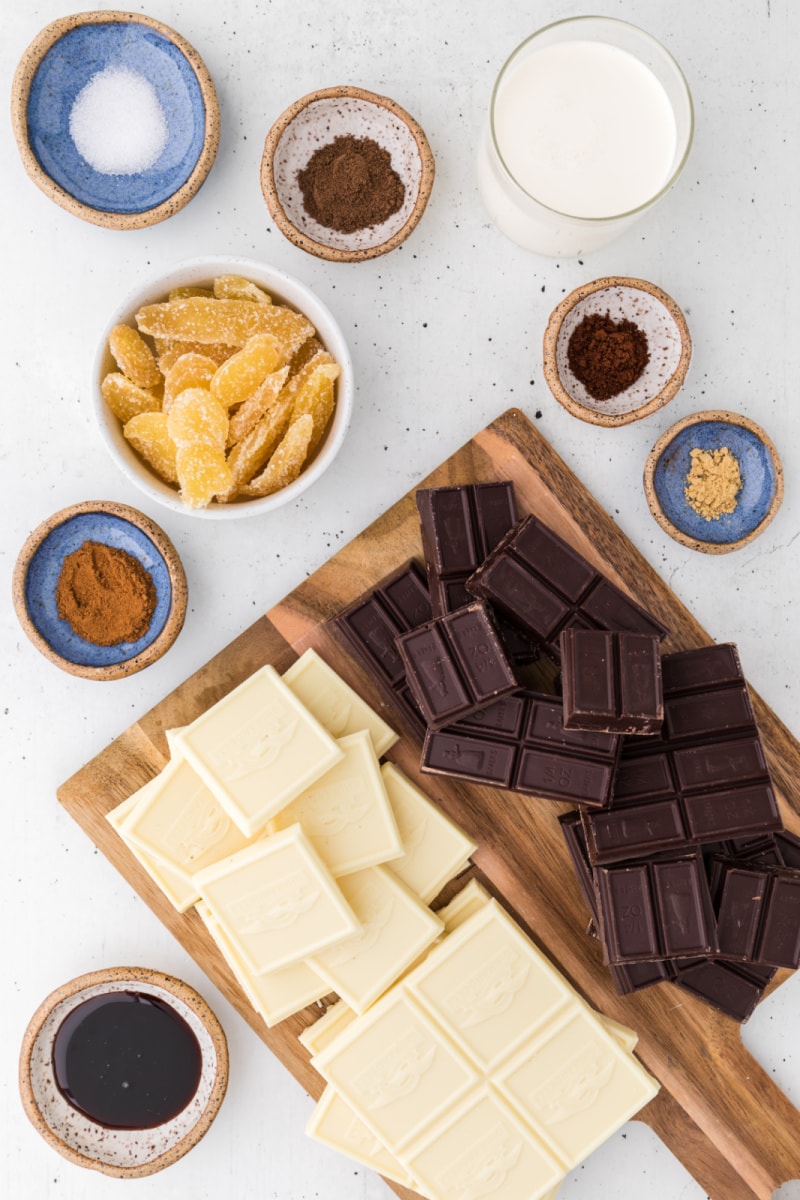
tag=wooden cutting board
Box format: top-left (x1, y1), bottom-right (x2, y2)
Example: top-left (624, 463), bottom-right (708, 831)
top-left (58, 408), bottom-right (800, 1200)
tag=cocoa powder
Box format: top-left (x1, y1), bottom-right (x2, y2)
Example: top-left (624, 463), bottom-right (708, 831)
top-left (297, 134), bottom-right (405, 234)
top-left (56, 541), bottom-right (157, 646)
top-left (567, 313), bottom-right (650, 401)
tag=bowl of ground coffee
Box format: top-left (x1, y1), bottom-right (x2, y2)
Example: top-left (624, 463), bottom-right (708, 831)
top-left (12, 500), bottom-right (187, 679)
top-left (261, 85), bottom-right (435, 262)
top-left (542, 276), bottom-right (691, 426)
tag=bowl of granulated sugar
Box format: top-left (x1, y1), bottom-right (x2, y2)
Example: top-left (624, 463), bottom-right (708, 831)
top-left (11, 11), bottom-right (219, 230)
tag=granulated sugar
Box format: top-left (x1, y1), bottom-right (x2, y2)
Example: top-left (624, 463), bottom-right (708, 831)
top-left (69, 65), bottom-right (168, 175)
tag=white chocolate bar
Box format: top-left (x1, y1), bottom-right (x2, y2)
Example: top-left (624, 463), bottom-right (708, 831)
top-left (196, 901), bottom-right (329, 1026)
top-left (307, 1086), bottom-right (414, 1188)
top-left (283, 649), bottom-right (398, 756)
top-left (173, 665), bottom-right (344, 837)
top-left (309, 866), bottom-right (443, 1014)
top-left (194, 824), bottom-right (360, 974)
top-left (381, 763), bottom-right (477, 904)
top-left (106, 782), bottom-right (198, 912)
top-left (404, 1086), bottom-right (564, 1200)
top-left (434, 879), bottom-right (492, 934)
top-left (270, 731), bottom-right (403, 877)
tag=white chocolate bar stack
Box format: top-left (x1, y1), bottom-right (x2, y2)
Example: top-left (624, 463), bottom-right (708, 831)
top-left (107, 650), bottom-right (477, 1025)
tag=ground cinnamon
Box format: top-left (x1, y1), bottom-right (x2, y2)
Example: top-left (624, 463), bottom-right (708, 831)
top-left (297, 134), bottom-right (405, 234)
top-left (567, 312), bottom-right (650, 401)
top-left (56, 541), bottom-right (157, 646)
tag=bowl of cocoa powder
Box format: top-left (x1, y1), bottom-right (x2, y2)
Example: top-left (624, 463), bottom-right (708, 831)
top-left (261, 85), bottom-right (435, 262)
top-left (12, 500), bottom-right (187, 679)
top-left (542, 276), bottom-right (691, 427)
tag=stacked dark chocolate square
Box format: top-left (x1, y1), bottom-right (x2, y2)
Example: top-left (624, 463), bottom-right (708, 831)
top-left (334, 478), bottom-right (800, 1022)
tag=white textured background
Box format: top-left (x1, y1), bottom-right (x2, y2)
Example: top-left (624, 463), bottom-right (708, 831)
top-left (2, 2), bottom-right (799, 1198)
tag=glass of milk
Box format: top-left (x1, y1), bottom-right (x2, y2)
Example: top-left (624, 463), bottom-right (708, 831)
top-left (477, 16), bottom-right (693, 257)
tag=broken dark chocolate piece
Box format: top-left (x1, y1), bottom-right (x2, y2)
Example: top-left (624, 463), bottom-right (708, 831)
top-left (561, 629), bottom-right (663, 735)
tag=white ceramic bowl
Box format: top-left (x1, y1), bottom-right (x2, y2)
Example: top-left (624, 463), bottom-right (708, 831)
top-left (93, 255), bottom-right (353, 519)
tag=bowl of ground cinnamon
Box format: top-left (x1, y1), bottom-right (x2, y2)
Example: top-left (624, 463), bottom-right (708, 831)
top-left (644, 410), bottom-right (783, 553)
top-left (542, 277), bottom-right (691, 427)
top-left (261, 85), bottom-right (435, 262)
top-left (12, 501), bottom-right (187, 678)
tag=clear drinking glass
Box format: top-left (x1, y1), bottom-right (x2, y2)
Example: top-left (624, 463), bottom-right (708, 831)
top-left (477, 16), bottom-right (694, 257)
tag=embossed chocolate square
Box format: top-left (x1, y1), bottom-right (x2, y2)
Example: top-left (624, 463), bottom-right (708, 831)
top-left (561, 628), bottom-right (663, 735)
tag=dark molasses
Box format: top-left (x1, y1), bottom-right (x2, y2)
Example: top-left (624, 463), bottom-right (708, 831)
top-left (52, 990), bottom-right (202, 1129)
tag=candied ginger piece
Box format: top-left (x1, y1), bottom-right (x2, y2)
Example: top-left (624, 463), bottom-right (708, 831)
top-left (211, 334), bottom-right (283, 409)
top-left (241, 415), bottom-right (313, 497)
top-left (166, 388), bottom-right (228, 448)
top-left (291, 362), bottom-right (339, 455)
top-left (213, 275), bottom-right (272, 303)
top-left (163, 353), bottom-right (219, 412)
top-left (220, 390), bottom-right (295, 500)
top-left (169, 286), bottom-right (213, 300)
top-left (156, 339), bottom-right (233, 373)
top-left (108, 323), bottom-right (161, 390)
top-left (176, 445), bottom-right (233, 509)
top-left (287, 336), bottom-right (323, 379)
top-left (124, 412), bottom-right (178, 484)
top-left (101, 372), bottom-right (161, 424)
top-left (227, 366), bottom-right (290, 448)
top-left (136, 297), bottom-right (313, 354)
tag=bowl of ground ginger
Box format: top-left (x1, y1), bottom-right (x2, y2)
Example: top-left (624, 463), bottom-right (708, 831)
top-left (644, 410), bottom-right (783, 553)
top-left (12, 501), bottom-right (187, 678)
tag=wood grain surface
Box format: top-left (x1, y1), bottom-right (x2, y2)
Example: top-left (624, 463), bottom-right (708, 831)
top-left (58, 409), bottom-right (800, 1200)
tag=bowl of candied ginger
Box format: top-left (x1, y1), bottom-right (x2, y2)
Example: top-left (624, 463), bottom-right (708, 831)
top-left (93, 256), bottom-right (352, 517)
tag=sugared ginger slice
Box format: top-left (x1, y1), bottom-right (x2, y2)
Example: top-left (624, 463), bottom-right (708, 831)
top-left (108, 323), bottom-right (162, 389)
top-left (124, 412), bottom-right (178, 484)
top-left (101, 373), bottom-right (161, 424)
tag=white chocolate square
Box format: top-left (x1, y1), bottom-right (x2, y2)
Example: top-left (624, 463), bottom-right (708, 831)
top-left (381, 763), bottom-right (477, 903)
top-left (435, 879), bottom-right (491, 934)
top-left (404, 1086), bottom-right (564, 1200)
top-left (194, 824), bottom-right (360, 974)
top-left (307, 1086), bottom-right (414, 1187)
top-left (309, 866), bottom-right (443, 1014)
top-left (164, 725), bottom-right (187, 753)
top-left (495, 1006), bottom-right (658, 1169)
top-left (270, 732), bottom-right (403, 877)
top-left (173, 665), bottom-right (344, 837)
top-left (196, 901), bottom-right (328, 1026)
top-left (407, 902), bottom-right (571, 1072)
top-left (313, 989), bottom-right (478, 1153)
top-left (283, 649), bottom-right (398, 756)
top-left (107, 782), bottom-right (197, 912)
top-left (298, 999), bottom-right (356, 1056)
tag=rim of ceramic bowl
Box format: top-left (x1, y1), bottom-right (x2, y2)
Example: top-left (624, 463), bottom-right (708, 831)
top-left (542, 275), bottom-right (692, 427)
top-left (11, 500), bottom-right (188, 679)
top-left (261, 85), bottom-right (435, 262)
top-left (19, 966), bottom-right (228, 1178)
top-left (10, 10), bottom-right (220, 230)
top-left (643, 409), bottom-right (784, 554)
top-left (93, 255), bottom-right (354, 519)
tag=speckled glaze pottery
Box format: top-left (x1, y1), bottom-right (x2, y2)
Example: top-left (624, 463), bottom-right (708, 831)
top-left (19, 967), bottom-right (228, 1177)
top-left (543, 277), bottom-right (692, 426)
top-left (262, 85), bottom-right (435, 261)
top-left (11, 11), bottom-right (219, 229)
top-left (12, 500), bottom-right (187, 679)
top-left (644, 410), bottom-right (783, 554)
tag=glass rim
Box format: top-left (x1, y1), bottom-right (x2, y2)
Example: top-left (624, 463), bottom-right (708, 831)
top-left (488, 15), bottom-right (695, 223)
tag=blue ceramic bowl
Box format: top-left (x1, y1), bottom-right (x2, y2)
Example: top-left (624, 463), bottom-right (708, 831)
top-left (12, 502), bottom-right (187, 678)
top-left (12, 13), bottom-right (219, 228)
top-left (645, 411), bottom-right (783, 553)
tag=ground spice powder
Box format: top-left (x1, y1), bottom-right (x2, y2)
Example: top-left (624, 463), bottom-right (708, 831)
top-left (567, 312), bottom-right (650, 401)
top-left (297, 134), bottom-right (405, 234)
top-left (684, 446), bottom-right (743, 521)
top-left (56, 541), bottom-right (157, 646)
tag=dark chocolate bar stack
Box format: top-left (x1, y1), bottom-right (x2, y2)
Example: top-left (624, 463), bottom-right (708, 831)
top-left (333, 478), bottom-right (800, 1021)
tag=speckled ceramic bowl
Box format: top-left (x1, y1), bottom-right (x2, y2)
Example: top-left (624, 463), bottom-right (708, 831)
top-left (543, 277), bottom-right (692, 426)
top-left (262, 85), bottom-right (435, 261)
top-left (644, 410), bottom-right (783, 553)
top-left (11, 11), bottom-right (219, 229)
top-left (19, 967), bottom-right (228, 1178)
top-left (12, 500), bottom-right (187, 679)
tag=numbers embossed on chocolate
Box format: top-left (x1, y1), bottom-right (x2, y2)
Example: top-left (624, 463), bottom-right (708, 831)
top-left (52, 991), bottom-right (202, 1128)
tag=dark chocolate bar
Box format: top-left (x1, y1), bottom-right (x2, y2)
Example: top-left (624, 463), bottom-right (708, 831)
top-left (670, 958), bottom-right (774, 1023)
top-left (466, 515), bottom-right (668, 659)
top-left (711, 859), bottom-right (800, 968)
top-left (334, 560), bottom-right (431, 736)
top-left (560, 629), bottom-right (663, 735)
top-left (421, 690), bottom-right (620, 807)
top-left (582, 644), bottom-right (781, 865)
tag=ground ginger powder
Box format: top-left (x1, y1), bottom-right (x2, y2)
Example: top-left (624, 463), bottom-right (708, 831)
top-left (684, 446), bottom-right (742, 521)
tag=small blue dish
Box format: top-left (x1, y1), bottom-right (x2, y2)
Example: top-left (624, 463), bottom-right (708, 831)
top-left (645, 410), bottom-right (783, 554)
top-left (13, 501), bottom-right (187, 679)
top-left (12, 12), bottom-right (219, 229)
